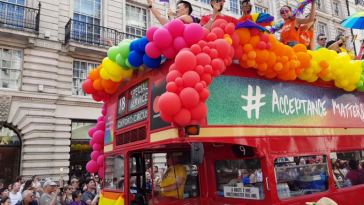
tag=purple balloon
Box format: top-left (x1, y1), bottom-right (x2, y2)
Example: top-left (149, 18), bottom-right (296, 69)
top-left (96, 121), bottom-right (105, 131)
top-left (97, 116), bottom-right (104, 122)
top-left (93, 130), bottom-right (105, 144)
top-left (86, 160), bottom-right (99, 173)
top-left (98, 166), bottom-right (104, 178)
top-left (93, 143), bottom-right (103, 152)
top-left (91, 151), bottom-right (101, 161)
top-left (97, 155), bottom-right (104, 166)
top-left (88, 127), bottom-right (96, 138)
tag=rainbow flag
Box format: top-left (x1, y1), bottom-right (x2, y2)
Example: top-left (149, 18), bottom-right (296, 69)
top-left (352, 35), bottom-right (358, 43)
top-left (99, 191), bottom-right (125, 205)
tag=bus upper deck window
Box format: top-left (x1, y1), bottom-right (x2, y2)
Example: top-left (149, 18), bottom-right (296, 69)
top-left (214, 158), bottom-right (265, 200)
top-left (104, 154), bottom-right (125, 191)
top-left (274, 155), bottom-right (329, 199)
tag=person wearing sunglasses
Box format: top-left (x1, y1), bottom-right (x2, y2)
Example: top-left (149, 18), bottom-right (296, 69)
top-left (299, 13), bottom-right (316, 50)
top-left (328, 35), bottom-right (355, 60)
top-left (146, 0), bottom-right (197, 26)
top-left (200, 0), bottom-right (239, 31)
top-left (279, 4), bottom-right (316, 48)
top-left (241, 0), bottom-right (252, 17)
top-left (316, 34), bottom-right (327, 50)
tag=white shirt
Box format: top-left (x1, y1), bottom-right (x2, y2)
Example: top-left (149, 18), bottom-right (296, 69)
top-left (19, 184), bottom-right (24, 193)
top-left (32, 182), bottom-right (41, 188)
top-left (9, 192), bottom-right (22, 205)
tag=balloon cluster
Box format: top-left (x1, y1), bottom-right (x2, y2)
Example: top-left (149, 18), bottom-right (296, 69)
top-left (356, 61), bottom-right (364, 92)
top-left (158, 19), bottom-right (239, 126)
top-left (145, 20), bottom-right (204, 61)
top-left (86, 102), bottom-right (108, 178)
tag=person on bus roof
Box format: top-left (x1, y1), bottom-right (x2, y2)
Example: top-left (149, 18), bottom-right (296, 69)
top-left (148, 153), bottom-right (187, 204)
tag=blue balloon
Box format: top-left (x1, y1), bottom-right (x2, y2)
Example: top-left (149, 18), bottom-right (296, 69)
top-left (133, 39), bottom-right (143, 53)
top-left (128, 51), bottom-right (144, 67)
top-left (138, 37), bottom-right (149, 53)
top-left (129, 41), bottom-right (135, 51)
top-left (143, 54), bottom-right (161, 69)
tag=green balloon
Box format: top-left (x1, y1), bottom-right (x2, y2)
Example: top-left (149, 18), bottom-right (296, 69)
top-left (107, 46), bottom-right (119, 62)
top-left (118, 43), bottom-right (130, 58)
top-left (116, 54), bottom-right (129, 70)
top-left (126, 59), bottom-right (138, 70)
top-left (356, 80), bottom-right (364, 87)
top-left (123, 39), bottom-right (132, 44)
top-left (357, 85), bottom-right (364, 92)
top-left (360, 75), bottom-right (364, 81)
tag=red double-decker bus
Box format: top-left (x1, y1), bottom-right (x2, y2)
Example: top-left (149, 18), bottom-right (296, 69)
top-left (102, 60), bottom-right (364, 205)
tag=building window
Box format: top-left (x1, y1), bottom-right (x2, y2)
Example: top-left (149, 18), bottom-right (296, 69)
top-left (230, 0), bottom-right (239, 14)
top-left (0, 48), bottom-right (22, 89)
top-left (126, 4), bottom-right (147, 38)
top-left (333, 1), bottom-right (340, 16)
top-left (316, 0), bottom-right (324, 10)
top-left (255, 6), bottom-right (268, 14)
top-left (72, 60), bottom-right (98, 96)
top-left (201, 0), bottom-right (210, 4)
top-left (337, 28), bottom-right (345, 36)
top-left (318, 23), bottom-right (327, 37)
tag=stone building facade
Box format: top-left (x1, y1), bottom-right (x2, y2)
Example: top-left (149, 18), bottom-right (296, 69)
top-left (0, 0), bottom-right (357, 185)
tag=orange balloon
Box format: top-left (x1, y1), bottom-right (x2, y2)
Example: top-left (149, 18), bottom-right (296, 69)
top-left (248, 36), bottom-right (260, 48)
top-left (258, 63), bottom-right (268, 71)
top-left (265, 72), bottom-right (277, 79)
top-left (281, 56), bottom-right (289, 64)
top-left (319, 60), bottom-right (329, 68)
top-left (283, 69), bottom-right (297, 81)
top-left (242, 53), bottom-right (248, 61)
top-left (255, 50), bottom-right (269, 64)
top-left (266, 66), bottom-right (274, 73)
top-left (277, 62), bottom-right (290, 74)
top-left (293, 44), bottom-right (307, 53)
top-left (247, 59), bottom-right (256, 67)
top-left (295, 68), bottom-right (304, 75)
top-left (320, 67), bottom-right (330, 76)
top-left (89, 69), bottom-right (100, 81)
top-left (283, 46), bottom-right (294, 59)
top-left (239, 60), bottom-right (250, 68)
top-left (257, 70), bottom-right (266, 76)
top-left (253, 63), bottom-right (258, 68)
top-left (269, 34), bottom-right (278, 49)
top-left (290, 55), bottom-right (298, 60)
top-left (266, 51), bottom-right (277, 67)
top-left (101, 79), bottom-right (117, 89)
top-left (296, 53), bottom-right (311, 68)
top-left (289, 60), bottom-right (298, 69)
top-left (243, 44), bottom-right (253, 53)
top-left (97, 65), bottom-right (103, 72)
top-left (276, 56), bottom-right (281, 62)
top-left (93, 79), bottom-right (103, 90)
top-left (105, 86), bottom-right (118, 94)
top-left (274, 62), bottom-right (283, 71)
top-left (272, 43), bottom-right (286, 56)
top-left (308, 53), bottom-right (312, 59)
top-left (235, 28), bottom-right (251, 45)
top-left (248, 51), bottom-right (257, 59)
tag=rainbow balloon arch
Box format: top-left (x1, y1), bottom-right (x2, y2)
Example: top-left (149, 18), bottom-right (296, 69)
top-left (82, 19), bottom-right (364, 175)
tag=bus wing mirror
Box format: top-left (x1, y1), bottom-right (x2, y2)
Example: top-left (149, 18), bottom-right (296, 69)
top-left (191, 142), bottom-right (204, 165)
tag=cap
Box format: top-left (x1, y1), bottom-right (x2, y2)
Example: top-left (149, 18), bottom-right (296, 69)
top-left (309, 158), bottom-right (316, 163)
top-left (43, 180), bottom-right (57, 188)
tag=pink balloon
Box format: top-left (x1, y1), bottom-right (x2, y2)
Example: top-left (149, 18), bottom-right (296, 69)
top-left (97, 116), bottom-right (104, 122)
top-left (88, 127), bottom-right (96, 138)
top-left (97, 155), bottom-right (105, 166)
top-left (183, 23), bottom-right (204, 45)
top-left (96, 121), bottom-right (105, 131)
top-left (93, 130), bottom-right (105, 144)
top-left (93, 143), bottom-right (103, 152)
top-left (101, 108), bottom-right (106, 116)
top-left (174, 108), bottom-right (191, 126)
top-left (153, 28), bottom-right (173, 49)
top-left (90, 138), bottom-right (95, 148)
top-left (179, 88), bottom-right (200, 109)
top-left (98, 166), bottom-right (104, 178)
top-left (173, 37), bottom-right (188, 52)
top-left (158, 92), bottom-right (182, 116)
top-left (145, 42), bottom-right (162, 59)
top-left (86, 160), bottom-right (99, 173)
top-left (91, 151), bottom-right (101, 161)
top-left (162, 45), bottom-right (178, 59)
top-left (146, 26), bottom-right (159, 42)
top-left (167, 19), bottom-right (185, 38)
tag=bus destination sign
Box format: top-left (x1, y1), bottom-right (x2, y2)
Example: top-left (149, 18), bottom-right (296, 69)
top-left (116, 108), bottom-right (148, 130)
top-left (127, 80), bottom-right (149, 112)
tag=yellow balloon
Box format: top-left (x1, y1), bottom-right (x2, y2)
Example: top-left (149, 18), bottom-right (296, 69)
top-left (340, 80), bottom-right (349, 87)
top-left (343, 84), bottom-right (357, 92)
top-left (105, 61), bottom-right (123, 76)
top-left (298, 72), bottom-right (312, 81)
top-left (102, 57), bottom-right (111, 67)
top-left (335, 80), bottom-right (343, 88)
top-left (121, 68), bottom-right (134, 78)
top-left (348, 73), bottom-right (360, 84)
top-left (305, 67), bottom-right (313, 74)
top-left (110, 74), bottom-right (123, 82)
top-left (100, 68), bottom-right (110, 80)
top-left (329, 50), bottom-right (338, 58)
top-left (320, 75), bottom-right (332, 82)
top-left (334, 69), bottom-right (343, 76)
top-left (309, 51), bottom-right (323, 62)
top-left (306, 74), bottom-right (318, 83)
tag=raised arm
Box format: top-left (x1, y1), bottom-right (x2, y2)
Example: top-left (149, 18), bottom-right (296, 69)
top-left (309, 36), bottom-right (316, 51)
top-left (203, 2), bottom-right (221, 30)
top-left (295, 2), bottom-right (316, 25)
top-left (147, 0), bottom-right (170, 26)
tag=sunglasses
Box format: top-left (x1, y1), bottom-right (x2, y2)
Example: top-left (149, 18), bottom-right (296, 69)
top-left (320, 38), bottom-right (327, 41)
top-left (280, 9), bottom-right (289, 14)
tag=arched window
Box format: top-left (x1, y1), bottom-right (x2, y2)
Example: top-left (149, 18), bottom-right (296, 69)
top-left (0, 126), bottom-right (21, 187)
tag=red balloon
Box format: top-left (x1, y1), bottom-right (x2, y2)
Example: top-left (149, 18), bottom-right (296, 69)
top-left (209, 49), bottom-right (218, 59)
top-left (211, 59), bottom-right (222, 70)
top-left (195, 83), bottom-right (203, 92)
top-left (266, 43), bottom-right (272, 50)
top-left (166, 70), bottom-right (182, 83)
top-left (261, 34), bottom-right (270, 43)
top-left (82, 79), bottom-right (96, 94)
top-left (86, 160), bottom-right (99, 173)
top-left (204, 65), bottom-right (213, 74)
top-left (166, 82), bottom-right (178, 92)
top-left (194, 65), bottom-right (204, 75)
top-left (213, 70), bottom-right (221, 77)
top-left (197, 40), bottom-right (207, 48)
top-left (182, 71), bottom-right (200, 88)
top-left (176, 86), bottom-right (185, 95)
top-left (229, 47), bottom-right (235, 58)
top-left (257, 41), bottom-right (266, 50)
top-left (211, 27), bottom-right (224, 39)
top-left (92, 93), bottom-right (104, 102)
top-left (225, 24), bottom-right (235, 35)
top-left (174, 108), bottom-right (192, 126)
top-left (97, 90), bottom-right (108, 97)
top-left (207, 42), bottom-right (216, 49)
top-left (175, 51), bottom-right (196, 73)
top-left (158, 92), bottom-right (182, 116)
top-left (160, 111), bottom-right (175, 123)
top-left (203, 27), bottom-right (210, 41)
top-left (231, 32), bottom-right (240, 48)
top-left (250, 28), bottom-right (260, 36)
top-left (201, 74), bottom-right (212, 86)
top-left (196, 53), bottom-right (212, 67)
top-left (169, 63), bottom-right (177, 71)
top-left (202, 46), bottom-right (211, 54)
top-left (233, 45), bottom-right (243, 60)
top-left (189, 102), bottom-right (208, 120)
top-left (179, 87), bottom-right (200, 108)
top-left (175, 77), bottom-right (184, 87)
top-left (207, 33), bottom-right (217, 42)
top-left (215, 39), bottom-right (230, 59)
top-left (190, 44), bottom-right (201, 55)
top-left (199, 88), bottom-right (210, 102)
